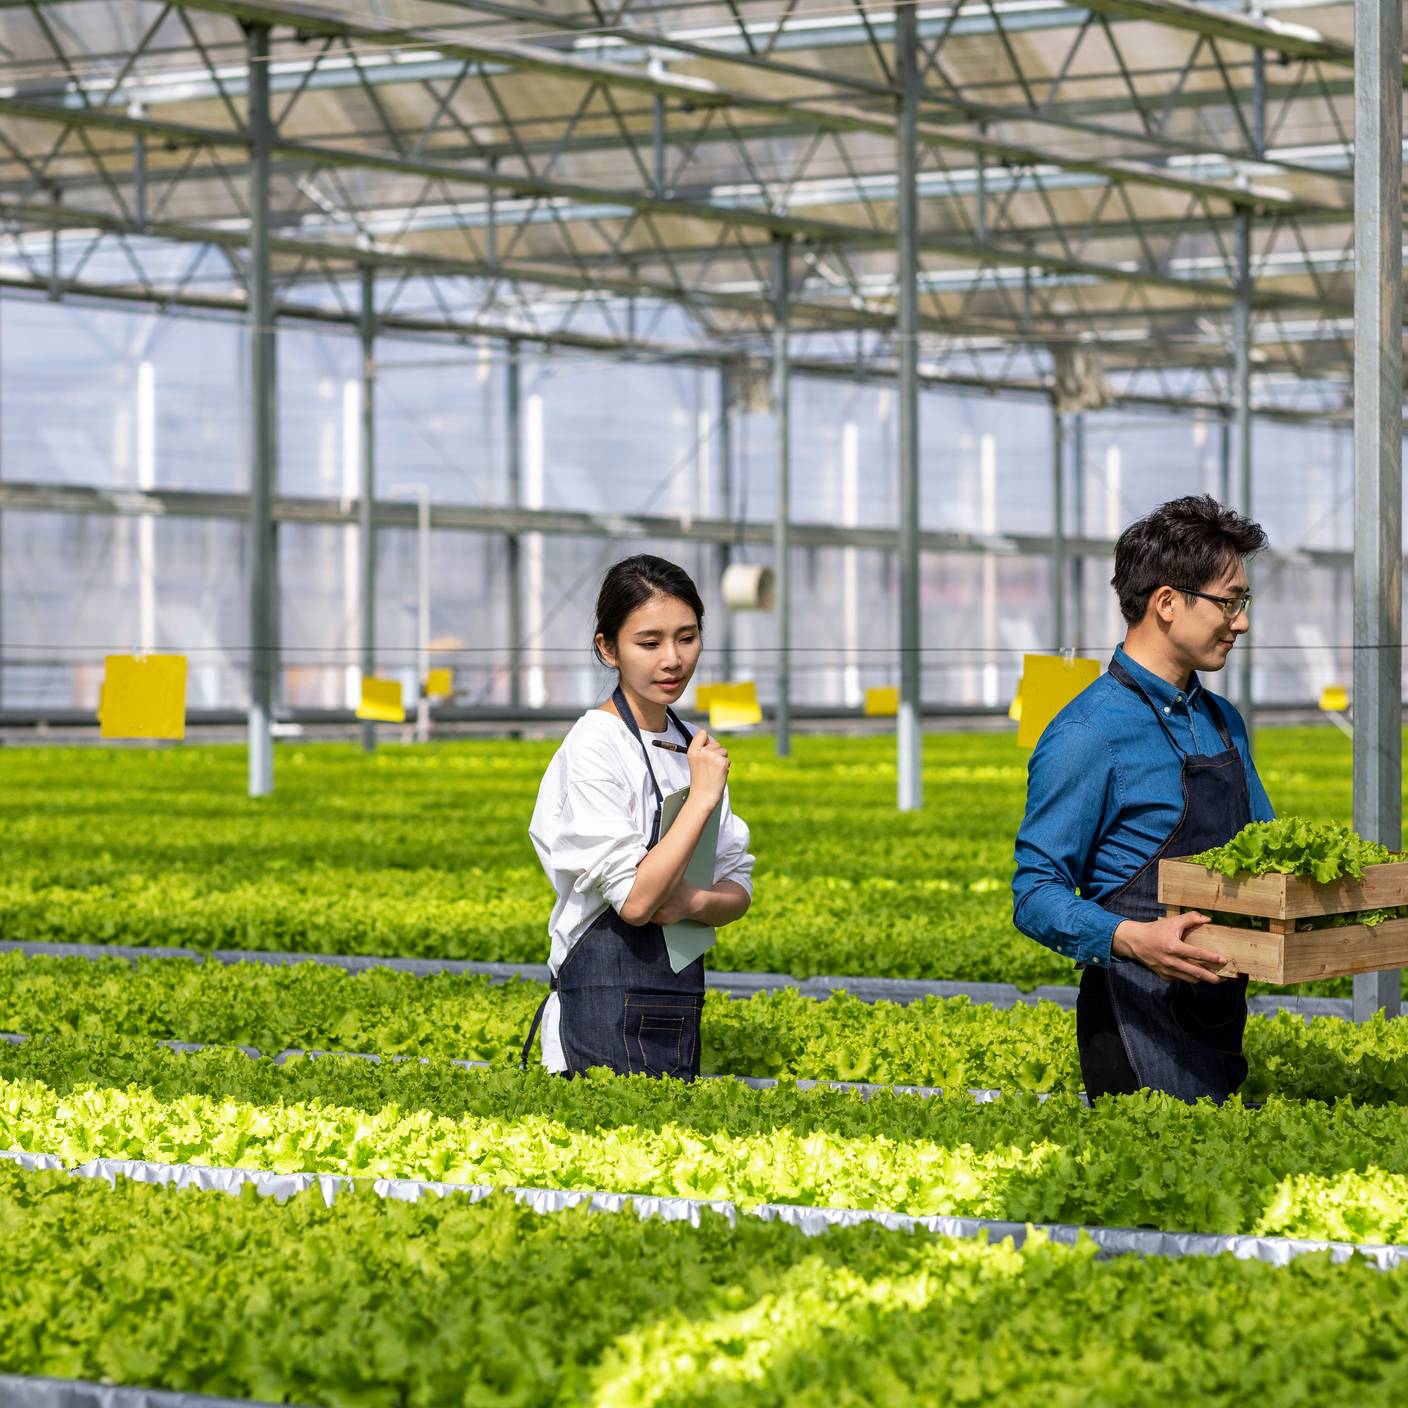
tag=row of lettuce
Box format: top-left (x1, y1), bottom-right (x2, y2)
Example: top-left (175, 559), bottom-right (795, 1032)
top-left (4, 1033), bottom-right (1408, 1244)
top-left (5, 1162), bottom-right (1408, 1407)
top-left (2, 953), bottom-right (1406, 1102)
top-left (0, 731), bottom-right (1379, 995)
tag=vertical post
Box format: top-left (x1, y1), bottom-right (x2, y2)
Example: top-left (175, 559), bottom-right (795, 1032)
top-left (359, 264), bottom-right (376, 752)
top-left (1352, 0), bottom-right (1403, 1021)
top-left (772, 234), bottom-right (792, 758)
top-left (717, 362), bottom-right (735, 682)
top-left (506, 340), bottom-right (523, 709)
top-left (132, 101), bottom-right (147, 230)
top-left (416, 485), bottom-right (431, 745)
top-left (652, 95), bottom-right (666, 195)
top-left (1071, 411), bottom-right (1085, 649)
top-left (1233, 208), bottom-right (1254, 746)
top-left (896, 0), bottom-right (922, 810)
top-left (1051, 402), bottom-right (1067, 650)
top-left (1219, 409), bottom-right (1232, 505)
top-left (246, 22), bottom-right (275, 798)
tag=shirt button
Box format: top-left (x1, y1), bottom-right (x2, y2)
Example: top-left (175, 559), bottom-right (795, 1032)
top-left (1175, 694), bottom-right (1183, 703)
top-left (1163, 706), bottom-right (1172, 715)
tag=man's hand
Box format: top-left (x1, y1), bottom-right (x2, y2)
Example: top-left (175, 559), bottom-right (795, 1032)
top-left (650, 882), bottom-right (702, 927)
top-left (1112, 912), bottom-right (1227, 983)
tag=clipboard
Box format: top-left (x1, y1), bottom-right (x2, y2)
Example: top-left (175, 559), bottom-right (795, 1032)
top-left (658, 784), bottom-right (722, 973)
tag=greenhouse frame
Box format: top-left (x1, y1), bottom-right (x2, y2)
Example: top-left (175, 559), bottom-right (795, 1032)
top-left (2, 3), bottom-right (1401, 774)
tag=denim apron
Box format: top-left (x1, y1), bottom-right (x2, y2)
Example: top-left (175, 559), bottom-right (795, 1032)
top-left (1077, 656), bottom-right (1252, 1104)
top-left (520, 685), bottom-right (706, 1079)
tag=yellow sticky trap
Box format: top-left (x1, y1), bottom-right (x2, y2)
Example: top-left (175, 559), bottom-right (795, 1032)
top-left (694, 684), bottom-right (717, 711)
top-left (99, 655), bottom-right (188, 740)
top-left (1319, 684), bottom-right (1349, 713)
top-left (864, 686), bottom-right (899, 717)
top-left (357, 676), bottom-right (405, 723)
top-left (707, 681), bottom-right (763, 730)
top-left (1016, 654), bottom-right (1100, 750)
top-left (1008, 679), bottom-right (1023, 723)
top-left (425, 668), bottom-right (453, 699)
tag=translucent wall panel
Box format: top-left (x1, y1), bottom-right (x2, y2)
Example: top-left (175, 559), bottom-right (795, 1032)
top-left (375, 341), bottom-right (507, 506)
top-left (919, 392), bottom-right (1052, 535)
top-left (0, 297), bottom-right (244, 492)
top-left (277, 328), bottom-right (359, 499)
top-left (529, 359), bottom-right (708, 518)
top-left (732, 377), bottom-right (904, 530)
top-left (373, 528), bottom-right (514, 707)
top-left (1, 511), bottom-right (245, 710)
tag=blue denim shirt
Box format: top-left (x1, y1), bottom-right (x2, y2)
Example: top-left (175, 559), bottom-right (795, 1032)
top-left (1011, 645), bottom-right (1274, 969)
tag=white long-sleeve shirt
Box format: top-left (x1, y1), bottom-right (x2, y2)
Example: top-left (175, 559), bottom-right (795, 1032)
top-left (528, 708), bottom-right (755, 1071)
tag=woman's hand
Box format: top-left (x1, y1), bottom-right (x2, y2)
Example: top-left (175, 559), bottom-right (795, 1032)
top-left (650, 882), bottom-right (702, 926)
top-left (687, 728), bottom-right (730, 810)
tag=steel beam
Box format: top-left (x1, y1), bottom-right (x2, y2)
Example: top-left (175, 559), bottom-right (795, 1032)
top-left (0, 97), bottom-right (1334, 313)
top-left (1078, 1), bottom-right (1357, 67)
top-left (0, 267), bottom-right (1360, 427)
top-left (0, 476), bottom-right (1386, 571)
top-left (506, 340), bottom-right (523, 710)
top-left (0, 5), bottom-right (1329, 220)
top-left (359, 264), bottom-right (376, 753)
top-left (1052, 405), bottom-right (1067, 650)
top-left (1234, 207), bottom-right (1255, 746)
top-left (246, 22), bottom-right (275, 798)
top-left (717, 363), bottom-right (735, 682)
top-left (1351, 0), bottom-right (1403, 1022)
top-left (772, 233), bottom-right (791, 759)
top-left (897, 0), bottom-right (922, 813)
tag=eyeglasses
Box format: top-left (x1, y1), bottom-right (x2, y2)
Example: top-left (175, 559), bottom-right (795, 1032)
top-left (1172, 587), bottom-right (1253, 620)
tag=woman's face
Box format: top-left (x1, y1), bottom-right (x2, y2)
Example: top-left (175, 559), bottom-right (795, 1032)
top-left (597, 593), bottom-right (702, 711)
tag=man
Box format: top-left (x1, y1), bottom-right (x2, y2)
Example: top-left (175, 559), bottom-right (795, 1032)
top-left (1012, 495), bottom-right (1273, 1103)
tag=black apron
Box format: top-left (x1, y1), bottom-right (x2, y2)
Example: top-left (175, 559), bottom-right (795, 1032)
top-left (520, 686), bottom-right (706, 1078)
top-left (1077, 656), bottom-right (1252, 1104)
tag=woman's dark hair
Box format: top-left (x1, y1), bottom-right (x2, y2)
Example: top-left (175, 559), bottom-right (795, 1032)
top-left (1111, 495), bottom-right (1268, 626)
top-left (593, 555), bottom-right (706, 665)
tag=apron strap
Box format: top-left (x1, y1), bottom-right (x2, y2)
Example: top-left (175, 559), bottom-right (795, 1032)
top-left (1109, 656), bottom-right (1236, 757)
top-left (519, 980), bottom-right (557, 1070)
top-left (1107, 656), bottom-right (1191, 757)
top-left (611, 684), bottom-right (693, 846)
top-left (1201, 690), bottom-right (1235, 752)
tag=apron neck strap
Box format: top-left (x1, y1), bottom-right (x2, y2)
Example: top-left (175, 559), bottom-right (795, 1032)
top-left (1107, 655), bottom-right (1187, 757)
top-left (1108, 655), bottom-right (1235, 755)
top-left (610, 684), bottom-right (692, 815)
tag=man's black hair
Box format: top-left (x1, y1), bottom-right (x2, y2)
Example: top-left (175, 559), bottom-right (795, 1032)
top-left (1111, 495), bottom-right (1268, 627)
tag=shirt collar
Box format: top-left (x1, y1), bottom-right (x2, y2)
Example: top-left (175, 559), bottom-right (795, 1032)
top-left (1112, 643), bottom-right (1203, 710)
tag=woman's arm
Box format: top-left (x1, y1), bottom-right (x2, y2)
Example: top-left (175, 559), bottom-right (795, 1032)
top-left (617, 729), bottom-right (732, 926)
top-left (650, 878), bottom-right (750, 928)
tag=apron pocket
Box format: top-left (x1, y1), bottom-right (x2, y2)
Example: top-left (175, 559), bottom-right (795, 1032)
top-left (1170, 978), bottom-right (1247, 1056)
top-left (623, 992), bottom-right (702, 1079)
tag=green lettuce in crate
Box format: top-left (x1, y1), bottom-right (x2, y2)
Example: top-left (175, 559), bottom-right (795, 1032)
top-left (1192, 819), bottom-right (1393, 885)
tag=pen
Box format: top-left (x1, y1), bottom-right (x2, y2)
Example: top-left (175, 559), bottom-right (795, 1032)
top-left (651, 739), bottom-right (690, 754)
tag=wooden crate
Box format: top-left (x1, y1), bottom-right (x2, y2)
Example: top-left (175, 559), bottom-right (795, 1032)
top-left (1157, 857), bottom-right (1408, 984)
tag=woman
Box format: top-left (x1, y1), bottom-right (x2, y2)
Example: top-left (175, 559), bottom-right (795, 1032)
top-left (522, 555), bottom-right (754, 1078)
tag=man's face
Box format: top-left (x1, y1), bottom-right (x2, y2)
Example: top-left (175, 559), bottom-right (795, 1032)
top-left (1167, 559), bottom-right (1250, 674)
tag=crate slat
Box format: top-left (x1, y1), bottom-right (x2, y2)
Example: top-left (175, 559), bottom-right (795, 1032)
top-left (1159, 857), bottom-right (1408, 921)
top-left (1174, 919), bottom-right (1408, 984)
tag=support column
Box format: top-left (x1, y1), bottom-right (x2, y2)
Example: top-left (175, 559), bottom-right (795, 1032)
top-left (896, 0), bottom-right (922, 810)
top-left (772, 235), bottom-right (792, 758)
top-left (1071, 412), bottom-right (1086, 648)
top-left (717, 363), bottom-right (735, 683)
top-left (359, 265), bottom-right (376, 752)
top-left (246, 22), bottom-right (275, 798)
top-left (506, 340), bottom-right (523, 710)
top-left (1352, 0), bottom-right (1403, 1021)
top-left (1051, 403), bottom-right (1067, 650)
top-left (1233, 208), bottom-right (1254, 746)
